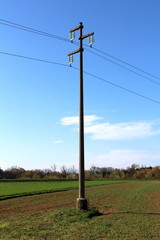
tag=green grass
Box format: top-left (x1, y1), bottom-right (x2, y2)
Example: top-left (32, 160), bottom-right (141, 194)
top-left (0, 179), bottom-right (126, 200)
top-left (1, 180), bottom-right (160, 239)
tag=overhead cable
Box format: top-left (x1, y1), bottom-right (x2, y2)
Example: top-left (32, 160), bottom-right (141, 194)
top-left (0, 51), bottom-right (160, 105)
top-left (1, 18), bottom-right (160, 84)
top-left (0, 19), bottom-right (70, 43)
top-left (92, 46), bottom-right (160, 81)
top-left (0, 51), bottom-right (69, 67)
top-left (85, 48), bottom-right (160, 86)
top-left (82, 70), bottom-right (160, 105)
top-left (1, 50), bottom-right (159, 105)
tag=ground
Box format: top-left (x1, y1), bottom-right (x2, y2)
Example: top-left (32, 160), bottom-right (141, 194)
top-left (0, 180), bottom-right (160, 239)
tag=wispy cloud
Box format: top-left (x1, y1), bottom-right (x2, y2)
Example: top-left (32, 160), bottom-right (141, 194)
top-left (61, 115), bottom-right (102, 126)
top-left (85, 121), bottom-right (160, 140)
top-left (86, 149), bottom-right (160, 169)
top-left (61, 115), bottom-right (160, 140)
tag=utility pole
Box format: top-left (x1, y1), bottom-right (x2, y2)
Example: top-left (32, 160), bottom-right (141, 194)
top-left (68, 22), bottom-right (94, 210)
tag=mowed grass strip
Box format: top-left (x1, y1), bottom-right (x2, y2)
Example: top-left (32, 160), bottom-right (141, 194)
top-left (0, 180), bottom-right (126, 200)
top-left (0, 181), bottom-right (78, 200)
top-left (0, 180), bottom-right (160, 239)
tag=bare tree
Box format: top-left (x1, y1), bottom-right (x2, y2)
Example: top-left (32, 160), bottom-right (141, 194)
top-left (50, 164), bottom-right (57, 173)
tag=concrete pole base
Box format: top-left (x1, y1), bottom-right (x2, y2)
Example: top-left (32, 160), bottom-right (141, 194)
top-left (76, 198), bottom-right (88, 210)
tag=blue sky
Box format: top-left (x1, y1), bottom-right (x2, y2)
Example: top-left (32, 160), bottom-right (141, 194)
top-left (1, 0), bottom-right (160, 171)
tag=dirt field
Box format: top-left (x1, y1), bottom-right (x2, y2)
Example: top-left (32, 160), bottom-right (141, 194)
top-left (1, 180), bottom-right (160, 239)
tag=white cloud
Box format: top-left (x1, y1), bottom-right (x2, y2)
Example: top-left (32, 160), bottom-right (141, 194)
top-left (61, 115), bottom-right (102, 126)
top-left (86, 149), bottom-right (160, 169)
top-left (61, 114), bottom-right (160, 140)
top-left (53, 140), bottom-right (64, 144)
top-left (85, 121), bottom-right (160, 140)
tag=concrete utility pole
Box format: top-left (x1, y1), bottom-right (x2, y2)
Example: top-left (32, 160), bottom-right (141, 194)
top-left (68, 22), bottom-right (94, 210)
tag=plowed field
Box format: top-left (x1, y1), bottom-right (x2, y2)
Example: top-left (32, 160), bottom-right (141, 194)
top-left (0, 180), bottom-right (160, 239)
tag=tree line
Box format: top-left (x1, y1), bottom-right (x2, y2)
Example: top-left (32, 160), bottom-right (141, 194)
top-left (86, 164), bottom-right (160, 180)
top-left (1, 164), bottom-right (160, 180)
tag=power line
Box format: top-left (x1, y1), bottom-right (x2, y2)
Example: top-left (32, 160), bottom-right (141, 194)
top-left (83, 70), bottom-right (160, 105)
top-left (0, 19), bottom-right (71, 43)
top-left (85, 48), bottom-right (160, 87)
top-left (92, 46), bottom-right (160, 81)
top-left (1, 18), bottom-right (160, 85)
top-left (0, 51), bottom-right (69, 67)
top-left (0, 19), bottom-right (160, 80)
top-left (0, 50), bottom-right (160, 105)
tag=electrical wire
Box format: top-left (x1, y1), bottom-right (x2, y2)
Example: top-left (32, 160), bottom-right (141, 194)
top-left (82, 70), bottom-right (160, 105)
top-left (0, 50), bottom-right (159, 105)
top-left (85, 48), bottom-right (160, 86)
top-left (92, 46), bottom-right (160, 81)
top-left (0, 51), bottom-right (69, 67)
top-left (0, 19), bottom-right (71, 43)
top-left (1, 18), bottom-right (160, 86)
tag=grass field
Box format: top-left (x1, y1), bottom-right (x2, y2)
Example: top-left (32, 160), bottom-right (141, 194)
top-left (0, 179), bottom-right (126, 200)
top-left (0, 180), bottom-right (160, 239)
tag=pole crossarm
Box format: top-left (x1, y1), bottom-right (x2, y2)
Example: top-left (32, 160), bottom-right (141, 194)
top-left (69, 24), bottom-right (83, 33)
top-left (79, 32), bottom-right (94, 40)
top-left (68, 48), bottom-right (81, 56)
